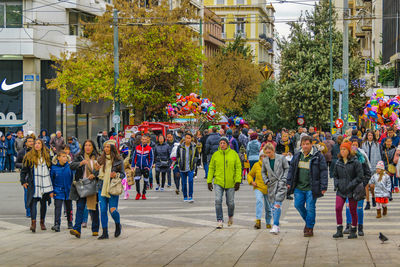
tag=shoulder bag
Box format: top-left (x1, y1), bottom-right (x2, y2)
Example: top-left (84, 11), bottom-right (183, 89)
top-left (344, 165), bottom-right (365, 201)
top-left (74, 178), bottom-right (97, 198)
top-left (385, 150), bottom-right (396, 175)
top-left (109, 173), bottom-right (123, 196)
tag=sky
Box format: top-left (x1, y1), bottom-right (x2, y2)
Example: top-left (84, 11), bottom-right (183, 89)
top-left (272, 0), bottom-right (319, 38)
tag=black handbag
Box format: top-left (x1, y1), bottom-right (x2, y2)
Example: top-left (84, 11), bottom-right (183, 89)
top-left (159, 160), bottom-right (169, 168)
top-left (352, 182), bottom-right (366, 201)
top-left (74, 178), bottom-right (97, 198)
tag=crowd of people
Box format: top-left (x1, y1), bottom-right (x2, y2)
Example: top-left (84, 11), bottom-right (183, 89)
top-left (2, 123), bottom-right (398, 238)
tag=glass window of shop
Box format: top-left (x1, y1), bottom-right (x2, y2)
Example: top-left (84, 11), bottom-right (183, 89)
top-left (0, 1), bottom-right (22, 28)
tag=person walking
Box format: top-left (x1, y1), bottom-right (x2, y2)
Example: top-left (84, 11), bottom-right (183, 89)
top-left (166, 132), bottom-right (176, 187)
top-left (361, 131), bottom-right (381, 209)
top-left (287, 135), bottom-right (328, 237)
top-left (20, 139), bottom-right (54, 232)
top-left (0, 135), bottom-right (7, 172)
top-left (381, 137), bottom-right (396, 201)
top-left (262, 143), bottom-right (289, 234)
top-left (369, 161), bottom-right (391, 218)
top-left (330, 135), bottom-right (343, 177)
top-left (205, 127), bottom-right (221, 165)
top-left (14, 130), bottom-right (25, 155)
top-left (276, 132), bottom-right (294, 157)
top-left (226, 129), bottom-right (239, 153)
top-left (5, 132), bottom-right (16, 172)
top-left (247, 133), bottom-right (261, 169)
top-left (239, 128), bottom-right (249, 149)
top-left (248, 151), bottom-right (271, 230)
top-left (332, 141), bottom-right (364, 239)
top-left (50, 151), bottom-right (74, 232)
top-left (207, 137), bottom-right (242, 229)
top-left (50, 131), bottom-right (66, 154)
top-left (97, 140), bottom-right (125, 239)
top-left (69, 140), bottom-right (100, 238)
top-left (323, 133), bottom-right (335, 169)
top-left (131, 134), bottom-right (153, 200)
top-left (200, 129), bottom-right (210, 179)
top-left (176, 132), bottom-right (198, 202)
top-left (39, 130), bottom-right (51, 149)
top-left (154, 135), bottom-right (171, 191)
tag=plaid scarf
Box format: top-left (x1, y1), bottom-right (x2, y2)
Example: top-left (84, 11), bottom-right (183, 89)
top-left (33, 158), bottom-right (53, 198)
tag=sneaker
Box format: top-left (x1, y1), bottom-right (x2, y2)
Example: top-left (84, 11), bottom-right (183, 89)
top-left (92, 232), bottom-right (99, 236)
top-left (194, 176), bottom-right (198, 179)
top-left (216, 220), bottom-right (223, 229)
top-left (266, 224), bottom-right (272, 229)
top-left (155, 186), bottom-right (160, 191)
top-left (135, 193), bottom-right (141, 200)
top-left (160, 188), bottom-right (165, 192)
top-left (270, 225), bottom-right (280, 235)
top-left (395, 187), bottom-right (399, 193)
top-left (150, 183), bottom-right (153, 189)
top-left (228, 217), bottom-right (233, 227)
top-left (188, 197), bottom-right (194, 203)
top-left (142, 194), bottom-right (147, 200)
top-left (70, 229), bottom-right (81, 239)
top-left (184, 197), bottom-right (188, 202)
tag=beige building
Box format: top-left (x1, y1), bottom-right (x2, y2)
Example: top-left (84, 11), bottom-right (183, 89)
top-left (203, 8), bottom-right (225, 59)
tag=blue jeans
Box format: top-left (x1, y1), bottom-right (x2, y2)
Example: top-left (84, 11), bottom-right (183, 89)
top-left (346, 199), bottom-right (364, 225)
top-left (215, 184), bottom-right (235, 221)
top-left (5, 154), bottom-right (14, 171)
top-left (294, 188), bottom-right (317, 229)
top-left (180, 171), bottom-right (194, 198)
top-left (98, 191), bottom-right (120, 228)
top-left (254, 189), bottom-right (271, 224)
top-left (74, 197), bottom-right (99, 233)
top-left (272, 201), bottom-right (282, 226)
top-left (0, 157), bottom-right (5, 171)
top-left (24, 187), bottom-right (31, 217)
top-left (204, 163), bottom-right (209, 178)
top-left (149, 167), bottom-right (153, 185)
top-left (83, 206), bottom-right (88, 223)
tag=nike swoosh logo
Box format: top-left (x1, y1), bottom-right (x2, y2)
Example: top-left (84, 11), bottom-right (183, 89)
top-left (1, 79), bottom-right (23, 91)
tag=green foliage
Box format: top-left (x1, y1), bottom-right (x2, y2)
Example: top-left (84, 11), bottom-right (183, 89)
top-left (277, 0), bottom-right (364, 127)
top-left (378, 67), bottom-right (395, 86)
top-left (221, 35), bottom-right (253, 60)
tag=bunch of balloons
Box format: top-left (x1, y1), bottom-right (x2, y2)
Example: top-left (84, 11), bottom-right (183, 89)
top-left (363, 89), bottom-right (400, 127)
top-left (166, 93), bottom-right (217, 121)
top-left (228, 116), bottom-right (248, 128)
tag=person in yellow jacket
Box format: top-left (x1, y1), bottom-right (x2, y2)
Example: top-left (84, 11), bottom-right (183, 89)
top-left (207, 136), bottom-right (242, 229)
top-left (248, 151), bottom-right (272, 229)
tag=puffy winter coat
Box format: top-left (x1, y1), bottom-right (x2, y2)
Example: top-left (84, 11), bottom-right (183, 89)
top-left (69, 138), bottom-right (81, 155)
top-left (247, 160), bottom-right (268, 195)
top-left (361, 141), bottom-right (381, 174)
top-left (5, 134), bottom-right (16, 156)
top-left (207, 147), bottom-right (242, 189)
top-left (332, 156), bottom-right (364, 199)
top-left (205, 133), bottom-right (220, 161)
top-left (227, 135), bottom-right (239, 153)
top-left (50, 136), bottom-right (65, 153)
top-left (132, 143), bottom-right (154, 169)
top-left (50, 161), bottom-right (73, 200)
top-left (238, 133), bottom-right (249, 149)
top-left (14, 137), bottom-right (25, 154)
top-left (287, 146), bottom-right (328, 199)
top-left (0, 140), bottom-right (7, 157)
top-left (369, 173), bottom-right (391, 198)
top-left (176, 143), bottom-right (198, 172)
top-left (39, 129), bottom-right (51, 148)
top-left (247, 140), bottom-right (261, 161)
top-left (262, 154), bottom-right (289, 203)
top-left (154, 142), bottom-right (171, 172)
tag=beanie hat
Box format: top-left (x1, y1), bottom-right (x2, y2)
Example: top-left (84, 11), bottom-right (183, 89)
top-left (340, 141), bottom-right (352, 153)
top-left (376, 161), bottom-right (385, 170)
top-left (250, 132), bottom-right (258, 140)
top-left (219, 136), bottom-right (229, 145)
top-left (226, 129), bottom-right (233, 136)
top-left (104, 139), bottom-right (117, 147)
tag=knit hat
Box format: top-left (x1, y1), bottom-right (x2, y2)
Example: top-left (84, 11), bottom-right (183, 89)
top-left (104, 139), bottom-right (117, 147)
top-left (250, 132), bottom-right (258, 140)
top-left (376, 161), bottom-right (385, 170)
top-left (219, 136), bottom-right (229, 145)
top-left (226, 129), bottom-right (233, 136)
top-left (340, 141), bottom-right (352, 152)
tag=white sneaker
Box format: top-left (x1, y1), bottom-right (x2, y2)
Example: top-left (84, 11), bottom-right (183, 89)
top-left (217, 220), bottom-right (223, 229)
top-left (270, 225), bottom-right (280, 235)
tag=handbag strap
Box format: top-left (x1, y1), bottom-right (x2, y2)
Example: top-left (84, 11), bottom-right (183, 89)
top-left (385, 150), bottom-right (390, 166)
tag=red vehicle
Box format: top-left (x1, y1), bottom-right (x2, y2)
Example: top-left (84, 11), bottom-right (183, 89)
top-left (125, 122), bottom-right (183, 137)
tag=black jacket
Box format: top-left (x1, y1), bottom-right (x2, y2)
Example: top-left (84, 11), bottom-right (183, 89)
top-left (287, 146), bottom-right (328, 199)
top-left (205, 133), bottom-right (220, 159)
top-left (333, 156), bottom-right (364, 199)
top-left (20, 161), bottom-right (52, 207)
top-left (15, 147), bottom-right (31, 169)
top-left (200, 134), bottom-right (209, 163)
top-left (381, 145), bottom-right (395, 170)
top-left (276, 140), bottom-right (294, 155)
top-left (176, 143), bottom-right (198, 172)
top-left (154, 142), bottom-right (171, 171)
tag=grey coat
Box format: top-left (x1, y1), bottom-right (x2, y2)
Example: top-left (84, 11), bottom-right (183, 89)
top-left (361, 141), bottom-right (382, 173)
top-left (261, 154), bottom-right (289, 203)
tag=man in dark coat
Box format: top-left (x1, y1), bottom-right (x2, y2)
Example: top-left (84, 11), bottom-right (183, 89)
top-left (287, 135), bottom-right (328, 237)
top-left (205, 127), bottom-right (221, 164)
top-left (200, 129), bottom-right (210, 178)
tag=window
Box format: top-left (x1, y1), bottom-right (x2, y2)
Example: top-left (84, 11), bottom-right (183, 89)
top-left (221, 18), bottom-right (225, 38)
top-left (69, 11), bottom-right (95, 37)
top-left (216, 0), bottom-right (224, 5)
top-left (237, 0), bottom-right (244, 4)
top-left (0, 0), bottom-right (22, 28)
top-left (263, 23), bottom-right (267, 35)
top-left (236, 17), bottom-right (245, 37)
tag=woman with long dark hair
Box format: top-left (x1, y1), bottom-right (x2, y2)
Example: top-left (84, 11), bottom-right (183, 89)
top-left (154, 135), bottom-right (171, 191)
top-left (97, 140), bottom-right (125, 239)
top-left (20, 139), bottom-right (53, 232)
top-left (69, 140), bottom-right (100, 238)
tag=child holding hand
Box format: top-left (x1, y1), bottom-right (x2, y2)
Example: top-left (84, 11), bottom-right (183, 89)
top-left (369, 161), bottom-right (391, 218)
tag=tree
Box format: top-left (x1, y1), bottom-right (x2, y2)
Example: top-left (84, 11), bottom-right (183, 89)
top-left (203, 36), bottom-right (263, 116)
top-left (46, 0), bottom-right (202, 121)
top-left (277, 0), bottom-right (364, 127)
top-left (247, 81), bottom-right (295, 131)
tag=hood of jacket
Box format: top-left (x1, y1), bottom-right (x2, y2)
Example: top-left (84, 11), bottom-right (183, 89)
top-left (40, 129), bottom-right (48, 137)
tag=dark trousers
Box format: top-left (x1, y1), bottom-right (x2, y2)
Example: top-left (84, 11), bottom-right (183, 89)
top-left (156, 171), bottom-right (167, 188)
top-left (5, 154), bottom-right (14, 171)
top-left (167, 169), bottom-right (172, 186)
top-left (173, 167), bottom-right (180, 190)
top-left (74, 197), bottom-right (99, 233)
top-left (135, 168), bottom-right (149, 194)
top-left (30, 197), bottom-right (48, 221)
top-left (54, 199), bottom-right (72, 226)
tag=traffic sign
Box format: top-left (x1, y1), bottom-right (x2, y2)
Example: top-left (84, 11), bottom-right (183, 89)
top-left (333, 79), bottom-right (346, 92)
top-left (335, 118), bottom-right (344, 128)
top-left (297, 117), bottom-right (305, 126)
top-left (112, 114), bottom-right (121, 124)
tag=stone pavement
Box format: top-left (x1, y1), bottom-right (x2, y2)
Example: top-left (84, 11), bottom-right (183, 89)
top-left (2, 171), bottom-right (400, 266)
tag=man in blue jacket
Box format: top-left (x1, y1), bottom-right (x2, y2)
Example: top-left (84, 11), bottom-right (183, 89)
top-left (287, 135), bottom-right (328, 237)
top-left (5, 132), bottom-right (16, 172)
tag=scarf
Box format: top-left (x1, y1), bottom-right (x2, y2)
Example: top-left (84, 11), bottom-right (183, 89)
top-left (98, 155), bottom-right (112, 198)
top-left (33, 158), bottom-right (53, 198)
top-left (281, 140), bottom-right (290, 154)
top-left (83, 153), bottom-right (97, 210)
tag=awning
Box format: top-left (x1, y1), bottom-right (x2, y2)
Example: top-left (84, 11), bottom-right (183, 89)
top-left (0, 120), bottom-right (27, 127)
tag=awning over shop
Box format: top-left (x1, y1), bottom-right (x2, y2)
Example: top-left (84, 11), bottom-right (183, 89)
top-left (0, 120), bottom-right (27, 127)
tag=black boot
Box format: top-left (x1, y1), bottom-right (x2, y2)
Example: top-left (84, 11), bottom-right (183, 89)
top-left (372, 197), bottom-right (376, 207)
top-left (98, 228), bottom-right (109, 240)
top-left (51, 224), bottom-right (60, 232)
top-left (348, 226), bottom-right (358, 239)
top-left (358, 224), bottom-right (364, 236)
top-left (67, 221), bottom-right (73, 229)
top-left (343, 223), bottom-right (351, 234)
top-left (333, 225), bottom-right (343, 238)
top-left (364, 202), bottom-right (370, 210)
top-left (115, 223), bottom-right (121, 238)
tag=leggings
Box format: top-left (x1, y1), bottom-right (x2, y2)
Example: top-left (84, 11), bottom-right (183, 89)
top-left (30, 197), bottom-right (48, 221)
top-left (156, 171), bottom-right (166, 188)
top-left (336, 195), bottom-right (358, 227)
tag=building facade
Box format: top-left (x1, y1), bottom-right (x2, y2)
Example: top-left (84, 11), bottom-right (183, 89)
top-left (203, 7), bottom-right (225, 58)
top-left (0, 0), bottom-right (112, 140)
top-left (204, 0), bottom-right (275, 66)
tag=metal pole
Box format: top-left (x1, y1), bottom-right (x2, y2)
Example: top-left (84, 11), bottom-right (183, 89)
top-left (199, 18), bottom-right (203, 96)
top-left (342, 0), bottom-right (349, 131)
top-left (329, 0), bottom-right (333, 133)
top-left (113, 9), bottom-right (120, 132)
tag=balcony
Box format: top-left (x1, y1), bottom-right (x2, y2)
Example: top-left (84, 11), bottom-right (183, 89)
top-left (258, 33), bottom-right (273, 49)
top-left (204, 32), bottom-right (225, 47)
top-left (355, 18), bottom-right (372, 37)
